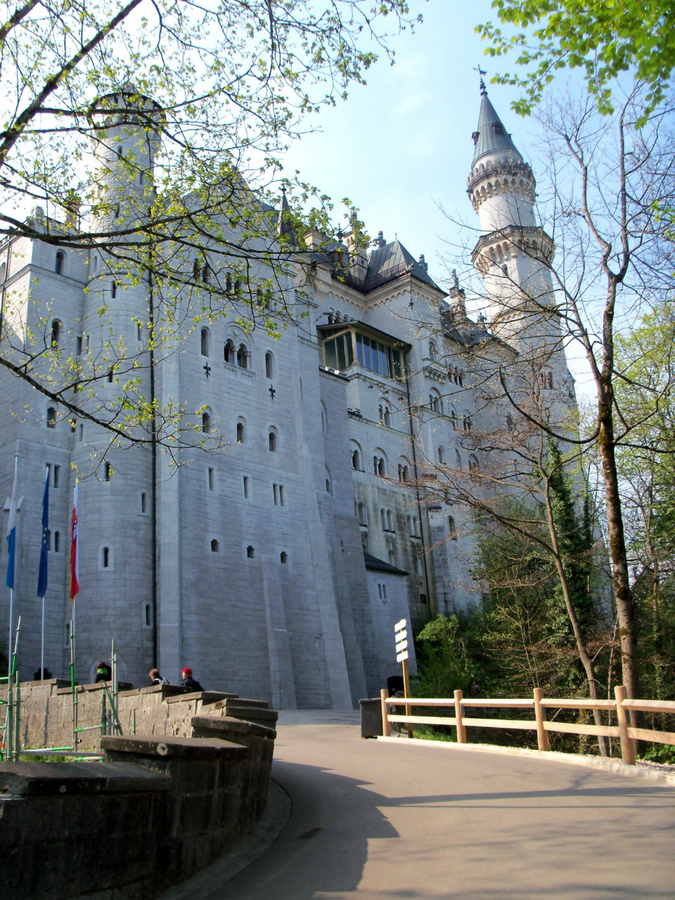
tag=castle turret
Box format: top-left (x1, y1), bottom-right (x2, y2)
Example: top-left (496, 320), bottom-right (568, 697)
top-left (467, 80), bottom-right (555, 347)
top-left (467, 82), bottom-right (576, 428)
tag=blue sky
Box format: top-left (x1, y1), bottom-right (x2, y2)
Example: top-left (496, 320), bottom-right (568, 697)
top-left (282, 0), bottom-right (534, 295)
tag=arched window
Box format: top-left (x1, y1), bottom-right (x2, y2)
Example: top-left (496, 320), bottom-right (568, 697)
top-left (55, 251), bottom-right (65, 275)
top-left (280, 552), bottom-right (288, 564)
top-left (268, 428), bottom-right (277, 452)
top-left (78, 423), bottom-right (84, 441)
top-left (102, 546), bottom-right (110, 568)
top-left (200, 327), bottom-right (210, 357)
top-left (379, 402), bottom-right (391, 427)
top-left (104, 462), bottom-right (112, 481)
top-left (246, 545), bottom-right (255, 559)
top-left (373, 454), bottom-right (386, 477)
top-left (140, 492), bottom-right (147, 514)
top-left (463, 414), bottom-right (472, 432)
top-left (202, 263), bottom-right (211, 284)
top-left (468, 454), bottom-right (479, 476)
top-left (142, 602), bottom-right (152, 628)
top-left (429, 389), bottom-right (443, 414)
top-left (46, 407), bottom-right (56, 429)
top-left (111, 280), bottom-right (117, 299)
top-left (50, 319), bottom-right (62, 348)
top-left (448, 516), bottom-right (458, 540)
top-left (450, 409), bottom-right (458, 430)
top-left (437, 446), bottom-right (445, 464)
top-left (356, 502), bottom-right (368, 527)
top-left (236, 420), bottom-right (245, 444)
top-left (211, 539), bottom-right (219, 552)
top-left (224, 339), bottom-right (236, 364)
top-left (237, 343), bottom-right (248, 368)
top-left (202, 410), bottom-right (211, 434)
top-left (398, 463), bottom-right (409, 483)
top-left (429, 340), bottom-right (437, 361)
top-left (265, 351), bottom-right (274, 379)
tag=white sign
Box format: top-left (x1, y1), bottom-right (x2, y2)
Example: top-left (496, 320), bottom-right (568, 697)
top-left (394, 618), bottom-right (409, 662)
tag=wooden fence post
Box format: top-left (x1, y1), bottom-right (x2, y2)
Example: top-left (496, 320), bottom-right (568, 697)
top-left (454, 689), bottom-right (466, 744)
top-left (381, 689), bottom-right (391, 738)
top-left (615, 685), bottom-right (635, 765)
top-left (533, 687), bottom-right (550, 752)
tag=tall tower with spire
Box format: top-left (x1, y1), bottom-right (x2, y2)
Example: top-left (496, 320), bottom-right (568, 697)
top-left (467, 80), bottom-right (556, 347)
top-left (467, 80), bottom-right (575, 422)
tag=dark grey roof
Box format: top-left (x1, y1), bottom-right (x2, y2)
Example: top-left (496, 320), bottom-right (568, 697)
top-left (364, 239), bottom-right (442, 293)
top-left (364, 552), bottom-right (408, 576)
top-left (471, 86), bottom-right (522, 166)
top-left (440, 304), bottom-right (493, 348)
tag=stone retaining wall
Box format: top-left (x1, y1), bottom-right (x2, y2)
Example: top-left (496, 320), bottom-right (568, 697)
top-left (0, 717), bottom-right (277, 899)
top-left (0, 679), bottom-right (259, 752)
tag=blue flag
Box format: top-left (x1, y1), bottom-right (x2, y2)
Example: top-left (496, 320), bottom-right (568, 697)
top-left (6, 458), bottom-right (18, 590)
top-left (37, 469), bottom-right (49, 598)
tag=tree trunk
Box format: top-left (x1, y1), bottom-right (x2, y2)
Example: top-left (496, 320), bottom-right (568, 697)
top-left (596, 388), bottom-right (640, 700)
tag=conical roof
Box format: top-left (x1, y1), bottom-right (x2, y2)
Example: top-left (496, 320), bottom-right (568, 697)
top-left (471, 82), bottom-right (522, 165)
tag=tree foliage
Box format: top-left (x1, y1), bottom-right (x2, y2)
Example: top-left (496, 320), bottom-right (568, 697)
top-left (478, 0), bottom-right (675, 121)
top-left (0, 0), bottom-right (421, 452)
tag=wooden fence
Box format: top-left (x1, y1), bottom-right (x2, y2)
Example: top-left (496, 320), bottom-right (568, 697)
top-left (380, 685), bottom-right (675, 764)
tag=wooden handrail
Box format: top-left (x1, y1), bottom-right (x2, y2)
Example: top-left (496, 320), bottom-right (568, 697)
top-left (379, 686), bottom-right (675, 764)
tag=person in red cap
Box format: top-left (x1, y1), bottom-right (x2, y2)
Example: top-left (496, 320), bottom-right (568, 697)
top-left (180, 666), bottom-right (203, 691)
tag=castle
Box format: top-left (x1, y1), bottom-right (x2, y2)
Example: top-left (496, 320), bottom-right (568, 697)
top-left (0, 83), bottom-right (576, 707)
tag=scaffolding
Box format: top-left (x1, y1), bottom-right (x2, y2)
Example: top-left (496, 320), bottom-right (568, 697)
top-left (1, 623), bottom-right (122, 761)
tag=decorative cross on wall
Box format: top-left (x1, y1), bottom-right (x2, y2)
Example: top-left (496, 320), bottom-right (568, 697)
top-left (203, 363), bottom-right (212, 378)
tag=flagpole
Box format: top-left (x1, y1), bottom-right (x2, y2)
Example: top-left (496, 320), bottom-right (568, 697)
top-left (40, 596), bottom-right (45, 676)
top-left (6, 455), bottom-right (18, 683)
top-left (37, 466), bottom-right (49, 678)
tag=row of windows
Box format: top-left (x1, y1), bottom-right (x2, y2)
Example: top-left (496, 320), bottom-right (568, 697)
top-left (350, 442), bottom-right (412, 482)
top-left (428, 390), bottom-right (473, 429)
top-left (94, 541), bottom-right (289, 569)
top-left (436, 447), bottom-right (480, 473)
top-left (200, 328), bottom-right (276, 379)
top-left (355, 501), bottom-right (421, 538)
top-left (322, 329), bottom-right (403, 379)
top-left (200, 414), bottom-right (278, 453)
top-left (427, 343), bottom-right (465, 386)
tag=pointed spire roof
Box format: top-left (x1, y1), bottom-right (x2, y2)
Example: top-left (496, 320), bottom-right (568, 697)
top-left (277, 186), bottom-right (298, 246)
top-left (471, 80), bottom-right (522, 166)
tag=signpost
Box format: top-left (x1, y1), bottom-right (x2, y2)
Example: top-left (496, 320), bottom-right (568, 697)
top-left (394, 618), bottom-right (413, 738)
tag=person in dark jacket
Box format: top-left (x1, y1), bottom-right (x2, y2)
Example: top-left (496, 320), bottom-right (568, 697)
top-left (180, 667), bottom-right (203, 691)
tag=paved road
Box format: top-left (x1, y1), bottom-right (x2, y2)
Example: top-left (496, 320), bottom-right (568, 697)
top-left (162, 711), bottom-right (675, 899)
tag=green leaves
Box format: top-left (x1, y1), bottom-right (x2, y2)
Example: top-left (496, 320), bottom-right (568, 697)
top-left (479, 0), bottom-right (675, 122)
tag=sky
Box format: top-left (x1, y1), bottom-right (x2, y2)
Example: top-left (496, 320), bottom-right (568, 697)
top-left (281, 0), bottom-right (533, 296)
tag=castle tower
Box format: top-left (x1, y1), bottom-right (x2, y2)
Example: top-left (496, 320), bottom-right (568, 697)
top-left (467, 80), bottom-right (556, 350)
top-left (70, 89), bottom-right (162, 684)
top-left (467, 81), bottom-right (575, 424)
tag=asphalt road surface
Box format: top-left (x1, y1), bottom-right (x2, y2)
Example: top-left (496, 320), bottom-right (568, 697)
top-left (161, 710), bottom-right (675, 899)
